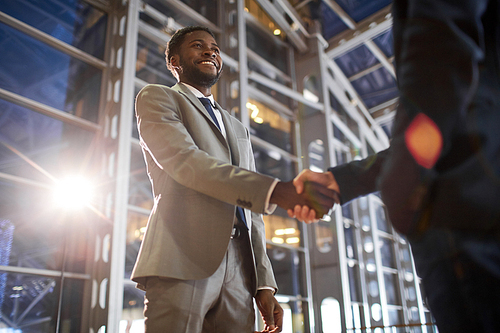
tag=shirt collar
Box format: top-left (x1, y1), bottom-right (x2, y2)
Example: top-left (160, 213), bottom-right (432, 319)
top-left (180, 82), bottom-right (215, 107)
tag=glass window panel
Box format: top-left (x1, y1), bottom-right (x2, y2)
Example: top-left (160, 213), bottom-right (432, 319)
top-left (0, 24), bottom-right (102, 122)
top-left (267, 245), bottom-right (305, 297)
top-left (342, 202), bottom-right (354, 220)
top-left (348, 265), bottom-right (361, 302)
top-left (0, 0), bottom-right (107, 59)
top-left (308, 139), bottom-right (325, 172)
top-left (379, 237), bottom-right (396, 268)
top-left (122, 284), bottom-right (146, 328)
top-left (0, 272), bottom-right (58, 331)
top-left (344, 224), bottom-right (357, 260)
top-left (375, 204), bottom-right (389, 232)
top-left (264, 213), bottom-right (301, 248)
top-left (315, 222), bottom-right (334, 253)
top-left (246, 23), bottom-right (288, 73)
top-left (129, 144), bottom-right (153, 209)
top-left (125, 211), bottom-right (149, 278)
top-left (136, 34), bottom-right (177, 86)
top-left (253, 144), bottom-right (295, 181)
top-left (0, 182), bottom-right (93, 274)
top-left (384, 272), bottom-right (399, 305)
top-left (0, 101), bottom-right (95, 183)
top-left (247, 99), bottom-right (293, 153)
top-left (387, 309), bottom-right (403, 332)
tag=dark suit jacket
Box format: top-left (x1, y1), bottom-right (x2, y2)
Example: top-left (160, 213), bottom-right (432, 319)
top-left (330, 0), bottom-right (500, 235)
top-left (131, 83), bottom-right (277, 293)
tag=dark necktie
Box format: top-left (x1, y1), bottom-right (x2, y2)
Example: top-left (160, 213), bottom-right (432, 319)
top-left (198, 97), bottom-right (247, 228)
top-left (199, 97), bottom-right (221, 131)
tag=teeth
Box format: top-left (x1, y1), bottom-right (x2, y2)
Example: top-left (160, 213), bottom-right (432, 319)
top-left (200, 61), bottom-right (215, 66)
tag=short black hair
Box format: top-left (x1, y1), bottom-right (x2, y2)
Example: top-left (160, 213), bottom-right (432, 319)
top-left (165, 26), bottom-right (216, 76)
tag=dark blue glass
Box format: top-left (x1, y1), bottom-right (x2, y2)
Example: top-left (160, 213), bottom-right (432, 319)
top-left (0, 0), bottom-right (107, 59)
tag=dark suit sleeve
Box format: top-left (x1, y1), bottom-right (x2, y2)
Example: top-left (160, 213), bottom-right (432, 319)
top-left (328, 149), bottom-right (389, 204)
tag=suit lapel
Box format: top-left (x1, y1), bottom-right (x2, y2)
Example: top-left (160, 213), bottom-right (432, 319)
top-left (172, 83), bottom-right (240, 165)
top-left (172, 84), bottom-right (224, 138)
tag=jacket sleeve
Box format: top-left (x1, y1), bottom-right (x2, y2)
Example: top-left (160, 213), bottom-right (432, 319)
top-left (328, 149), bottom-right (390, 204)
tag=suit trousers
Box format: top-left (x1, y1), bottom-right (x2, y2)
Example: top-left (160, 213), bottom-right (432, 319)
top-left (143, 224), bottom-right (256, 333)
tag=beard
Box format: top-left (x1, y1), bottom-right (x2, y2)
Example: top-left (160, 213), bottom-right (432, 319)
top-left (179, 59), bottom-right (222, 88)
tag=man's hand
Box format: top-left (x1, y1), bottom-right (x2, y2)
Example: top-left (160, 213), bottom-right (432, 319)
top-left (255, 289), bottom-right (283, 333)
top-left (270, 180), bottom-right (339, 222)
top-left (288, 170), bottom-right (341, 223)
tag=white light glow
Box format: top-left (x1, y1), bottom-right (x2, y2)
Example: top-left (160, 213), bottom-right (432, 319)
top-left (53, 176), bottom-right (93, 210)
top-left (271, 237), bottom-right (284, 244)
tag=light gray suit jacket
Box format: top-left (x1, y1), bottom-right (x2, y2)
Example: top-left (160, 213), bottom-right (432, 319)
top-left (131, 83), bottom-right (278, 293)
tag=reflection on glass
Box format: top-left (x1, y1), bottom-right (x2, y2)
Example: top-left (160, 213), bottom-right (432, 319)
top-left (0, 101), bottom-right (95, 182)
top-left (247, 99), bottom-right (292, 153)
top-left (0, 23), bottom-right (102, 122)
top-left (253, 144), bottom-right (295, 181)
top-left (0, 182), bottom-right (93, 274)
top-left (0, 0), bottom-right (108, 59)
top-left (263, 214), bottom-right (300, 247)
top-left (136, 34), bottom-right (176, 86)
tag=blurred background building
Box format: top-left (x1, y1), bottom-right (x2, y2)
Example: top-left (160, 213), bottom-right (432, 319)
top-left (0, 0), bottom-right (437, 332)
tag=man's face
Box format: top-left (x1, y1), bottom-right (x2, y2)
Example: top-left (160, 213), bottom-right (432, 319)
top-left (173, 30), bottom-right (223, 89)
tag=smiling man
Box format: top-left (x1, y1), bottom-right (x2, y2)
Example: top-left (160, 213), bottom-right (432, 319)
top-left (131, 26), bottom-right (336, 333)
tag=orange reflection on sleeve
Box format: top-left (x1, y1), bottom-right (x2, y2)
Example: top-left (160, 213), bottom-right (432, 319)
top-left (404, 113), bottom-right (443, 169)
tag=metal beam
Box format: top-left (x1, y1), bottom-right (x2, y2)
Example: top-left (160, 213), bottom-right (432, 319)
top-left (253, 0), bottom-right (308, 52)
top-left (326, 5), bottom-right (392, 59)
top-left (323, 0), bottom-right (357, 29)
top-left (0, 88), bottom-right (101, 132)
top-left (364, 40), bottom-right (396, 78)
top-left (163, 0), bottom-right (221, 33)
top-left (248, 71), bottom-right (323, 110)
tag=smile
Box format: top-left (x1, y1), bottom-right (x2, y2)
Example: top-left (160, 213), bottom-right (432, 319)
top-left (198, 60), bottom-right (217, 69)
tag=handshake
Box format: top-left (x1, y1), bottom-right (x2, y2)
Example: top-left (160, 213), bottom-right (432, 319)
top-left (270, 170), bottom-right (341, 223)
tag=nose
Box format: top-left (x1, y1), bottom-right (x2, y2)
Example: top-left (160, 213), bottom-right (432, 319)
top-left (203, 48), bottom-right (217, 58)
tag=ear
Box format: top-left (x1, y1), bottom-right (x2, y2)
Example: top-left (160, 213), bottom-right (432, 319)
top-left (170, 54), bottom-right (180, 69)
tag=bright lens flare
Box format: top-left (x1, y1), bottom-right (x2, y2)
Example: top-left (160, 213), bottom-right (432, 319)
top-left (53, 176), bottom-right (93, 209)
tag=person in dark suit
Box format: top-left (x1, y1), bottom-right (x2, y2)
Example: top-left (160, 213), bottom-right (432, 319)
top-left (291, 0), bottom-right (500, 332)
top-left (131, 26), bottom-right (336, 333)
